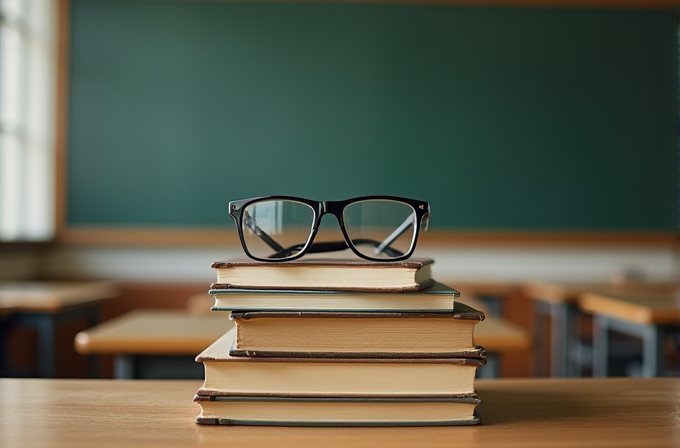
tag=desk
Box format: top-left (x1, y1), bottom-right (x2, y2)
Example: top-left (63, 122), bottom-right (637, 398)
top-left (0, 378), bottom-right (677, 447)
top-left (0, 281), bottom-right (118, 377)
top-left (522, 281), bottom-right (677, 378)
top-left (474, 315), bottom-right (531, 378)
top-left (74, 309), bottom-right (232, 379)
top-left (579, 291), bottom-right (680, 377)
top-left (445, 281), bottom-right (521, 316)
top-left (76, 309), bottom-right (528, 380)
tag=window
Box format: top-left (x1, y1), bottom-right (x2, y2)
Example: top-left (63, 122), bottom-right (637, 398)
top-left (0, 0), bottom-right (56, 241)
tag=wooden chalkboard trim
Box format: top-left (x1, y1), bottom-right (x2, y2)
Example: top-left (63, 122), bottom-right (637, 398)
top-left (56, 227), bottom-right (677, 247)
top-left (56, 0), bottom-right (678, 10)
top-left (419, 230), bottom-right (678, 246)
top-left (319, 0), bottom-right (678, 9)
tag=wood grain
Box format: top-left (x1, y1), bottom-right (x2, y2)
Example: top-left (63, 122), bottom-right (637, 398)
top-left (579, 291), bottom-right (680, 325)
top-left (0, 378), bottom-right (677, 448)
top-left (74, 309), bottom-right (528, 356)
top-left (0, 281), bottom-right (118, 313)
top-left (74, 309), bottom-right (232, 355)
top-left (475, 316), bottom-right (531, 352)
top-left (523, 281), bottom-right (679, 305)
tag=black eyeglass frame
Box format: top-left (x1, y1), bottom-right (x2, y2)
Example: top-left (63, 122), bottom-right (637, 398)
top-left (229, 195), bottom-right (430, 262)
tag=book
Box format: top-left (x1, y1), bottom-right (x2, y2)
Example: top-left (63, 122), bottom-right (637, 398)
top-left (196, 329), bottom-right (485, 397)
top-left (210, 257), bottom-right (435, 292)
top-left (194, 394), bottom-right (481, 426)
top-left (228, 302), bottom-right (485, 357)
top-left (210, 281), bottom-right (459, 312)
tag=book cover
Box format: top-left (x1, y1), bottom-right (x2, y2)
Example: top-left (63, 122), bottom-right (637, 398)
top-left (228, 302), bottom-right (485, 357)
top-left (210, 281), bottom-right (459, 312)
top-left (194, 394), bottom-right (481, 427)
top-left (196, 329), bottom-right (485, 397)
top-left (210, 257), bottom-right (435, 292)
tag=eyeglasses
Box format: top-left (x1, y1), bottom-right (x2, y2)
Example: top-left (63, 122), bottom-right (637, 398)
top-left (229, 195), bottom-right (430, 262)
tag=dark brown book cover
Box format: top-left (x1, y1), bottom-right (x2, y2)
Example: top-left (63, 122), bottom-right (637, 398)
top-left (197, 351), bottom-right (486, 366)
top-left (210, 257), bottom-right (434, 270)
top-left (229, 347), bottom-right (487, 360)
top-left (229, 301), bottom-right (485, 322)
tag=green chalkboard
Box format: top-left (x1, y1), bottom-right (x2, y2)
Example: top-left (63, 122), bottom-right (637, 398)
top-left (66, 1), bottom-right (678, 232)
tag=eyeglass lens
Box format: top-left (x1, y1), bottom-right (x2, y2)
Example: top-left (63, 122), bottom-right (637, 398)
top-left (240, 199), bottom-right (417, 260)
top-left (343, 200), bottom-right (416, 259)
top-left (241, 200), bottom-right (315, 260)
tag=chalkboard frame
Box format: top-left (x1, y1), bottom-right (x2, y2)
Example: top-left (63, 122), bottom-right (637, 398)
top-left (54, 0), bottom-right (679, 247)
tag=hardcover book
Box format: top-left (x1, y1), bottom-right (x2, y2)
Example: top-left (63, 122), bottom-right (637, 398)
top-left (196, 329), bottom-right (485, 397)
top-left (194, 394), bottom-right (481, 427)
top-left (228, 302), bottom-right (485, 357)
top-left (210, 281), bottom-right (459, 313)
top-left (210, 257), bottom-right (435, 292)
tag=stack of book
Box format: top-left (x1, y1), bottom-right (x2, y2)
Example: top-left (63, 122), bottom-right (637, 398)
top-left (194, 257), bottom-right (486, 426)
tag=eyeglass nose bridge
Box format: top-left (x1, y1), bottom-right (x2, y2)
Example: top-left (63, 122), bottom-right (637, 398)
top-left (318, 201), bottom-right (345, 224)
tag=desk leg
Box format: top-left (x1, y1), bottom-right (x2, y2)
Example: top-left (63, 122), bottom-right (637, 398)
top-left (0, 315), bottom-right (15, 376)
top-left (534, 301), bottom-right (579, 377)
top-left (0, 314), bottom-right (56, 378)
top-left (549, 303), bottom-right (567, 377)
top-left (566, 304), bottom-right (582, 377)
top-left (548, 303), bottom-right (581, 378)
top-left (594, 316), bottom-right (666, 378)
top-left (547, 303), bottom-right (569, 377)
top-left (114, 355), bottom-right (136, 380)
top-left (592, 315), bottom-right (610, 377)
top-left (35, 315), bottom-right (56, 378)
top-left (84, 306), bottom-right (101, 378)
top-left (641, 324), bottom-right (665, 378)
top-left (533, 301), bottom-right (548, 377)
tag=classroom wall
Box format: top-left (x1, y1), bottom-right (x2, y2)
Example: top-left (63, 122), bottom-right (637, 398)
top-left (42, 244), bottom-right (679, 284)
top-left (8, 0), bottom-right (680, 379)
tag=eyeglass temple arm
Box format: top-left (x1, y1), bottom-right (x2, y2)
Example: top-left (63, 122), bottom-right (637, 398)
top-left (242, 214), bottom-right (393, 258)
top-left (243, 213), bottom-right (285, 253)
top-left (373, 213), bottom-right (419, 256)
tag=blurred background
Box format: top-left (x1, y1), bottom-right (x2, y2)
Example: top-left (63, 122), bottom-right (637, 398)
top-left (0, 0), bottom-right (678, 380)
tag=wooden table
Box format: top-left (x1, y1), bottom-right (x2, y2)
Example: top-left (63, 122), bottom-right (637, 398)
top-left (579, 291), bottom-right (680, 377)
top-left (0, 281), bottom-right (118, 377)
top-left (522, 280), bottom-right (677, 378)
top-left (75, 309), bottom-right (528, 380)
top-left (0, 378), bottom-right (677, 447)
top-left (444, 280), bottom-right (521, 316)
top-left (74, 309), bottom-right (232, 379)
top-left (474, 315), bottom-right (531, 378)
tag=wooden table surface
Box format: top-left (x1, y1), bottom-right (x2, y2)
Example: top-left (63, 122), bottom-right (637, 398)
top-left (0, 378), bottom-right (677, 448)
top-left (0, 281), bottom-right (118, 377)
top-left (523, 280), bottom-right (678, 305)
top-left (74, 309), bottom-right (528, 356)
top-left (579, 291), bottom-right (680, 325)
top-left (448, 280), bottom-right (521, 298)
top-left (475, 315), bottom-right (530, 352)
top-left (74, 309), bottom-right (233, 355)
top-left (0, 281), bottom-right (118, 313)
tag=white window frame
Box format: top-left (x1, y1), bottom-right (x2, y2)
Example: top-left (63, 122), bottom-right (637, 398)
top-left (0, 0), bottom-right (57, 242)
